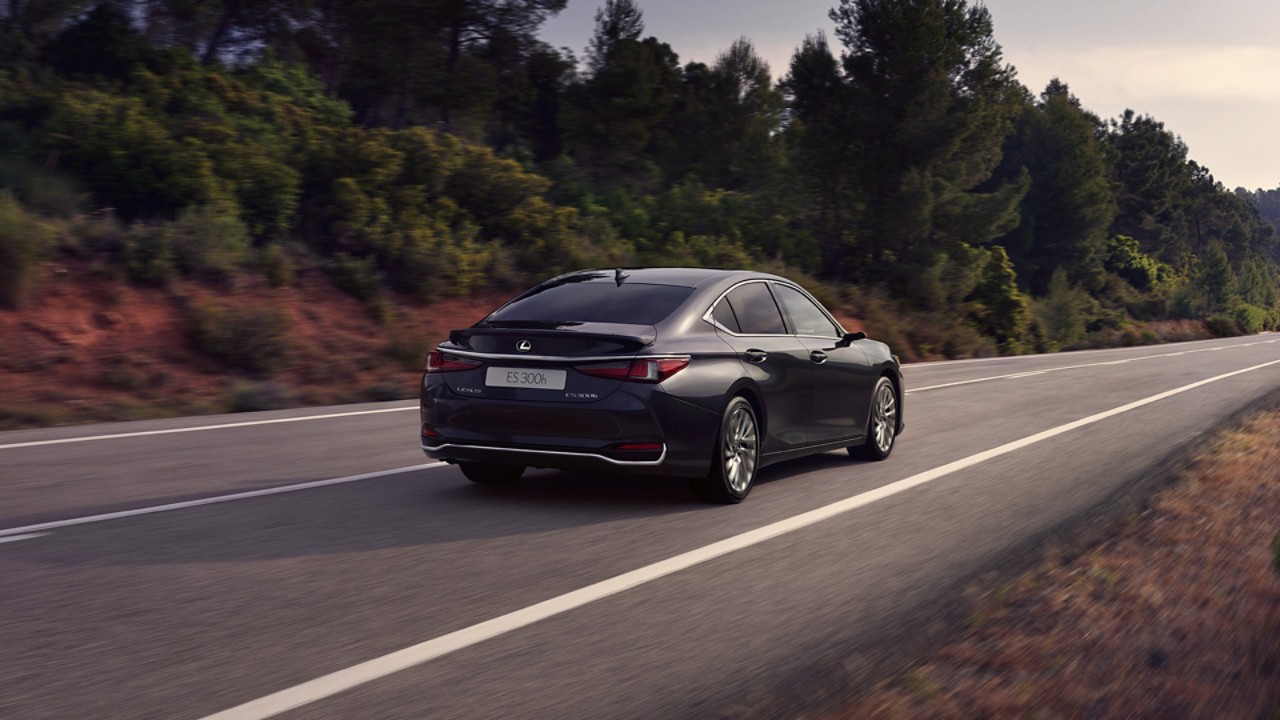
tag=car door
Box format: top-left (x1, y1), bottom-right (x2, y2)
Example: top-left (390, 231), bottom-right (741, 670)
top-left (772, 282), bottom-right (874, 445)
top-left (708, 281), bottom-right (812, 452)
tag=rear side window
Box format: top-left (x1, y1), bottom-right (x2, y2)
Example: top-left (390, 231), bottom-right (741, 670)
top-left (723, 283), bottom-right (786, 335)
top-left (710, 299), bottom-right (741, 333)
top-left (774, 284), bottom-right (841, 337)
top-left (488, 281), bottom-right (694, 325)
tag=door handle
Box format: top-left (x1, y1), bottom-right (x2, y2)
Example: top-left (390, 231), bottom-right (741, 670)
top-left (744, 349), bottom-right (768, 363)
top-left (809, 350), bottom-right (828, 364)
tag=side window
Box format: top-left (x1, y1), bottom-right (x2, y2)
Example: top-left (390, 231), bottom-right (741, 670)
top-left (710, 298), bottom-right (741, 333)
top-left (724, 283), bottom-right (786, 335)
top-left (774, 284), bottom-right (841, 338)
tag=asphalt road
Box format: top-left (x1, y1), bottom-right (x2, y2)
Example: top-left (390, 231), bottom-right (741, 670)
top-left (3, 335), bottom-right (1279, 719)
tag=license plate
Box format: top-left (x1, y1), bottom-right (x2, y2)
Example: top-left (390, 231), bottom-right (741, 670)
top-left (485, 367), bottom-right (567, 390)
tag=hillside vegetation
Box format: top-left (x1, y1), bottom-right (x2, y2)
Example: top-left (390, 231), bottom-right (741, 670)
top-left (2, 0), bottom-right (1279, 422)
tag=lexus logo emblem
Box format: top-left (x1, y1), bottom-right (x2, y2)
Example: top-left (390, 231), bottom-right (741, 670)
top-left (516, 340), bottom-right (533, 353)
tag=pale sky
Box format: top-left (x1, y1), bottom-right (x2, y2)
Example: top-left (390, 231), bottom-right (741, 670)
top-left (540, 0), bottom-right (1280, 191)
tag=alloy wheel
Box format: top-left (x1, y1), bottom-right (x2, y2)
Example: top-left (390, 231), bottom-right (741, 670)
top-left (871, 381), bottom-right (897, 454)
top-left (723, 403), bottom-right (758, 494)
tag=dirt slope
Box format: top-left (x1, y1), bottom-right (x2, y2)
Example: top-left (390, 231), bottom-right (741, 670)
top-left (834, 402), bottom-right (1280, 719)
top-left (0, 263), bottom-right (505, 428)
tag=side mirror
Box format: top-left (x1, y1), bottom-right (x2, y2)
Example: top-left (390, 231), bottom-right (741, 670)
top-left (834, 331), bottom-right (866, 348)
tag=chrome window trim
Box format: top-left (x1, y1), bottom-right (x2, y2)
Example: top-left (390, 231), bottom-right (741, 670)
top-left (421, 442), bottom-right (668, 466)
top-left (701, 279), bottom-right (846, 339)
top-left (771, 282), bottom-right (845, 340)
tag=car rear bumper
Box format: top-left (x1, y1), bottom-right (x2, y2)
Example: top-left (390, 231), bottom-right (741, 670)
top-left (421, 381), bottom-right (720, 477)
top-left (422, 440), bottom-right (672, 473)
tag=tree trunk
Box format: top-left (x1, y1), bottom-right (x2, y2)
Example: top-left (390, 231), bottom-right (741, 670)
top-left (441, 20), bottom-right (462, 133)
top-left (8, 0), bottom-right (22, 34)
top-left (201, 0), bottom-right (243, 65)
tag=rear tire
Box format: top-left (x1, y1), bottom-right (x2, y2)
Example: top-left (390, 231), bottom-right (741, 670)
top-left (849, 376), bottom-right (897, 461)
top-left (459, 462), bottom-right (525, 485)
top-left (692, 397), bottom-right (759, 504)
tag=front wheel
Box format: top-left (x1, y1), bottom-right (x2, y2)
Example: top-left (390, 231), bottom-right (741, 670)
top-left (849, 376), bottom-right (897, 461)
top-left (692, 397), bottom-right (759, 504)
top-left (459, 462), bottom-right (525, 485)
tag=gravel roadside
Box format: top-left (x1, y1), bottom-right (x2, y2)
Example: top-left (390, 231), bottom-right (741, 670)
top-left (832, 401), bottom-right (1280, 718)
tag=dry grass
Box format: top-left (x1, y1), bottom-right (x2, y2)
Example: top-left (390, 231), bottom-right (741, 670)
top-left (835, 408), bottom-right (1280, 719)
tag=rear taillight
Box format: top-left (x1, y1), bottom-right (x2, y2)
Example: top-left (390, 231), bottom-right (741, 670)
top-left (426, 351), bottom-right (481, 373)
top-left (576, 357), bottom-right (690, 383)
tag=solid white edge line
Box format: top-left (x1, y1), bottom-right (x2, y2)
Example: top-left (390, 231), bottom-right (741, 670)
top-left (0, 463), bottom-right (445, 538)
top-left (899, 334), bottom-right (1275, 369)
top-left (0, 533), bottom-right (47, 544)
top-left (906, 343), bottom-right (1248, 394)
top-left (199, 357), bottom-right (1280, 720)
top-left (0, 405), bottom-right (419, 451)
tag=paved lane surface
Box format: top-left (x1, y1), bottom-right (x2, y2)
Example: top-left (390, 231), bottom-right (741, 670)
top-left (2, 335), bottom-right (1278, 719)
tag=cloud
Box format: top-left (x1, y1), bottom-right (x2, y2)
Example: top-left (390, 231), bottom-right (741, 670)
top-left (1015, 45), bottom-right (1280, 103)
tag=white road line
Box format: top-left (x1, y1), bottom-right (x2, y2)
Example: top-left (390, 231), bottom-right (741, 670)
top-left (905, 342), bottom-right (1270, 394)
top-left (0, 533), bottom-right (47, 545)
top-left (0, 405), bottom-right (419, 451)
top-left (902, 335), bottom-right (1278, 369)
top-left (0, 463), bottom-right (445, 538)
top-left (199, 357), bottom-right (1280, 720)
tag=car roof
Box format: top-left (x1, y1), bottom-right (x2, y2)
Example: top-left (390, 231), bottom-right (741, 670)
top-left (557, 267), bottom-right (783, 289)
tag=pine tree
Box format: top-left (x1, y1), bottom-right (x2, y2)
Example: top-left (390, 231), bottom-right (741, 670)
top-left (1004, 80), bottom-right (1116, 294)
top-left (827, 0), bottom-right (1029, 304)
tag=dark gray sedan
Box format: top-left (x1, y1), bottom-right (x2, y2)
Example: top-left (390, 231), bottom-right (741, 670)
top-left (420, 268), bottom-right (904, 503)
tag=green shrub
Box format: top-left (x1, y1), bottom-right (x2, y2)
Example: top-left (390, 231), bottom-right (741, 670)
top-left (188, 303), bottom-right (290, 373)
top-left (227, 381), bottom-right (295, 412)
top-left (1105, 235), bottom-right (1173, 292)
top-left (1035, 268), bottom-right (1090, 350)
top-left (0, 159), bottom-right (86, 218)
top-left (165, 202), bottom-right (251, 280)
top-left (328, 252), bottom-right (383, 302)
top-left (1234, 303), bottom-right (1267, 335)
top-left (122, 224), bottom-right (175, 286)
top-left (42, 88), bottom-right (223, 218)
top-left (215, 150), bottom-right (301, 242)
top-left (0, 191), bottom-right (54, 309)
top-left (258, 242), bottom-right (294, 287)
top-left (69, 211), bottom-right (128, 259)
top-left (1204, 314), bottom-right (1238, 338)
top-left (969, 246), bottom-right (1031, 354)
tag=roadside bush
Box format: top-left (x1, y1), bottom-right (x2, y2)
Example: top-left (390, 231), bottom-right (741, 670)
top-left (188, 303), bottom-right (290, 373)
top-left (41, 88), bottom-right (224, 219)
top-left (0, 158), bottom-right (86, 218)
top-left (165, 202), bottom-right (251, 280)
top-left (122, 223), bottom-right (175, 286)
top-left (227, 381), bottom-right (295, 412)
top-left (1204, 314), bottom-right (1238, 338)
top-left (0, 191), bottom-right (54, 309)
top-left (328, 252), bottom-right (383, 302)
top-left (1233, 303), bottom-right (1267, 335)
top-left (68, 211), bottom-right (127, 259)
top-left (969, 246), bottom-right (1031, 354)
top-left (257, 242), bottom-right (294, 287)
top-left (1035, 268), bottom-right (1090, 350)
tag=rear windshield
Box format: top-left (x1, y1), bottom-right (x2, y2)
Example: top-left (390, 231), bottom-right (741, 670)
top-left (486, 281), bottom-right (694, 326)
